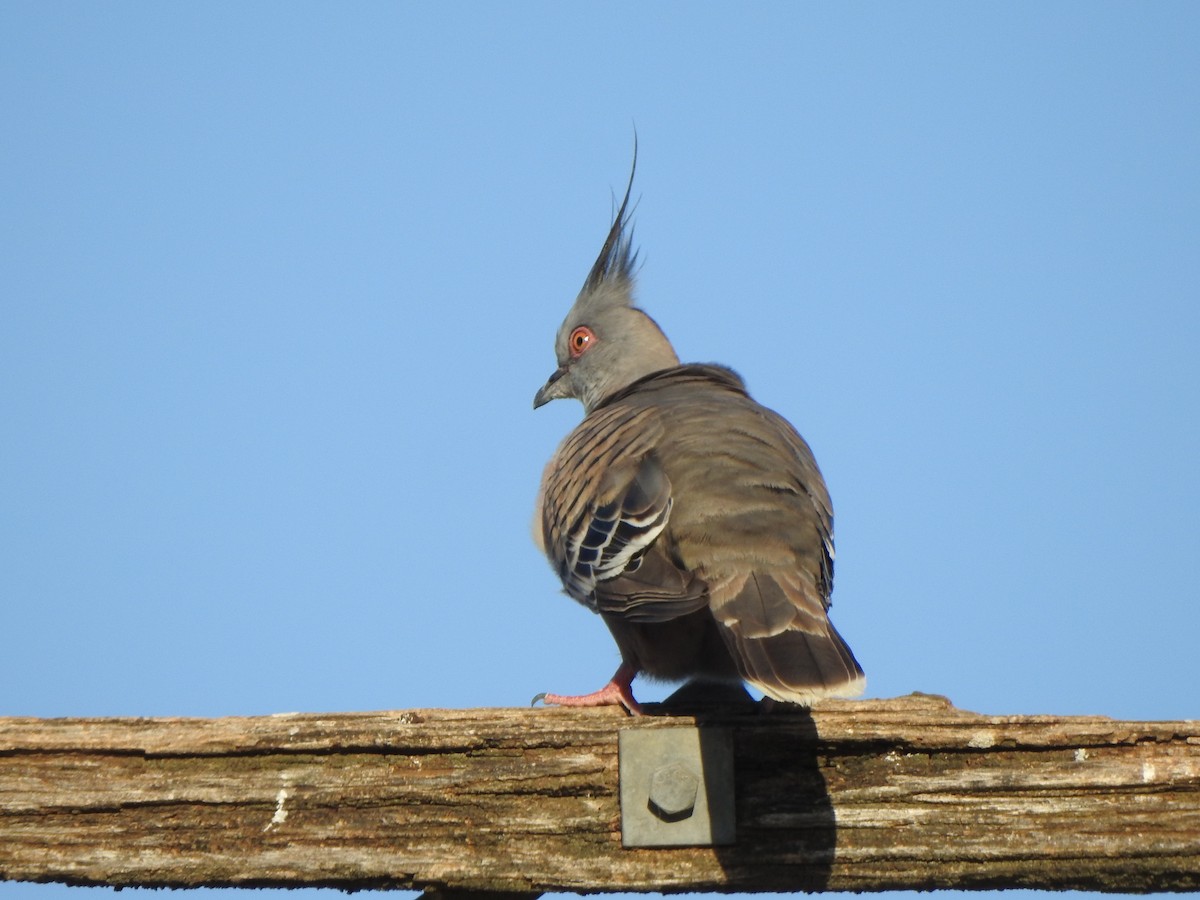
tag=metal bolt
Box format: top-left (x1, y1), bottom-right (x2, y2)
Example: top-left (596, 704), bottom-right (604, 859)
top-left (647, 762), bottom-right (700, 822)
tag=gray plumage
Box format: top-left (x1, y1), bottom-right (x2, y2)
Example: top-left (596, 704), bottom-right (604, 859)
top-left (533, 159), bottom-right (864, 710)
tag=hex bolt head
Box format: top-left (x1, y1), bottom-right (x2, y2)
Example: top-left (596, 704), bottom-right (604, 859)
top-left (647, 762), bottom-right (700, 822)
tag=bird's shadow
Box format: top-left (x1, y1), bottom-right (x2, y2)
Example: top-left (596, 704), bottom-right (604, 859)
top-left (644, 681), bottom-right (835, 891)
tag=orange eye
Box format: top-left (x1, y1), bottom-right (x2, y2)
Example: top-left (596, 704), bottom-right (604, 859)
top-left (568, 326), bottom-right (595, 358)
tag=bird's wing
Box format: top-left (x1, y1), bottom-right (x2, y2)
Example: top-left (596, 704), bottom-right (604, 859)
top-left (539, 404), bottom-right (707, 620)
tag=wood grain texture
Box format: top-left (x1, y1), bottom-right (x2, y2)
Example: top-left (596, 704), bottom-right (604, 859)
top-left (1, 694), bottom-right (1198, 893)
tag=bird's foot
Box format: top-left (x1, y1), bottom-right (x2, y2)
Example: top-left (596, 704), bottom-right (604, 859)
top-left (532, 664), bottom-right (642, 716)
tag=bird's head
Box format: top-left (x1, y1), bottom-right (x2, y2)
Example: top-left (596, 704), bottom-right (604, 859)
top-left (534, 151), bottom-right (679, 414)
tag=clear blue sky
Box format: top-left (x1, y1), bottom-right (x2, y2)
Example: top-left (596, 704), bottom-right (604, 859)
top-left (2, 3), bottom-right (1197, 899)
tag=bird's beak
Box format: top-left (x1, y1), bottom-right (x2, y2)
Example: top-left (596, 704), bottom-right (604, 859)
top-left (533, 366), bottom-right (570, 409)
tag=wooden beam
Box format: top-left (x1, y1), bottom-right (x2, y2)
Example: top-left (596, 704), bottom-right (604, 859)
top-left (1, 694), bottom-right (1198, 893)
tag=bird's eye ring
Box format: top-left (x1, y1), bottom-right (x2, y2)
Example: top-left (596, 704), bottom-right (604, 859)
top-left (568, 326), bottom-right (595, 358)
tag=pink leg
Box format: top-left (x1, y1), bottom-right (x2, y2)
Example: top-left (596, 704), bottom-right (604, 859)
top-left (533, 662), bottom-right (643, 716)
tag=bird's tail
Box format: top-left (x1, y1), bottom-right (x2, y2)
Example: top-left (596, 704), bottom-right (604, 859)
top-left (741, 621), bottom-right (866, 704)
top-left (716, 572), bottom-right (866, 704)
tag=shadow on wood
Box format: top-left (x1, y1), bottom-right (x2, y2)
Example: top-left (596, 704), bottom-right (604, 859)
top-left (656, 682), bottom-right (834, 891)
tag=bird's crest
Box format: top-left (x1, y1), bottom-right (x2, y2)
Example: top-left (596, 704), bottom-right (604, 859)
top-left (578, 142), bottom-right (639, 304)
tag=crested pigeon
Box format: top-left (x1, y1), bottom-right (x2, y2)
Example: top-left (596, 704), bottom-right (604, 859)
top-left (533, 159), bottom-right (865, 714)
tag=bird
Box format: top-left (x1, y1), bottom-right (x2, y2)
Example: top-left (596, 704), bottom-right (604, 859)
top-left (532, 154), bottom-right (864, 715)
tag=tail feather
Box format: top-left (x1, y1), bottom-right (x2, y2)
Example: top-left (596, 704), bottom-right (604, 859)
top-left (713, 570), bottom-right (865, 703)
top-left (728, 623), bottom-right (865, 703)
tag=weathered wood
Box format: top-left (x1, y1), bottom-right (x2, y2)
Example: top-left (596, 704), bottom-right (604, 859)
top-left (1, 694), bottom-right (1198, 893)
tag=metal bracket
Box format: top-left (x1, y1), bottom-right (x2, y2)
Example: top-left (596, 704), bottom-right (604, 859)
top-left (618, 726), bottom-right (735, 848)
